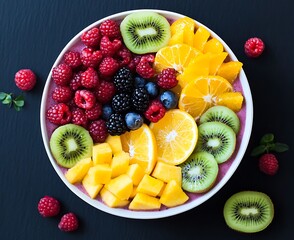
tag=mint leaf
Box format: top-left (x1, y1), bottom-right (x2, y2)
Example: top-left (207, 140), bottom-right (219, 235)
top-left (13, 104), bottom-right (22, 111)
top-left (273, 143), bottom-right (289, 153)
top-left (13, 96), bottom-right (25, 107)
top-left (251, 145), bottom-right (267, 156)
top-left (0, 92), bottom-right (7, 101)
top-left (2, 94), bottom-right (12, 104)
top-left (260, 133), bottom-right (274, 144)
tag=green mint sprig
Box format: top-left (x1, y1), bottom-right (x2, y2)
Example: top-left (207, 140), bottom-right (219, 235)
top-left (0, 92), bottom-right (25, 111)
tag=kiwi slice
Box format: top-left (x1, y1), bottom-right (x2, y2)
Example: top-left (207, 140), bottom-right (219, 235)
top-left (180, 152), bottom-right (218, 193)
top-left (195, 122), bottom-right (236, 164)
top-left (200, 106), bottom-right (240, 134)
top-left (49, 124), bottom-right (93, 168)
top-left (223, 191), bottom-right (274, 233)
top-left (120, 11), bottom-right (171, 54)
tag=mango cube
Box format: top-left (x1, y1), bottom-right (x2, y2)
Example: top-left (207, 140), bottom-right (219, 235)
top-left (104, 174), bottom-right (133, 200)
top-left (151, 161), bottom-right (182, 185)
top-left (129, 193), bottom-right (161, 210)
top-left (100, 187), bottom-right (129, 208)
top-left (159, 180), bottom-right (189, 207)
top-left (110, 151), bottom-right (130, 178)
top-left (136, 174), bottom-right (164, 197)
top-left (87, 164), bottom-right (112, 184)
top-left (126, 164), bottom-right (145, 186)
top-left (65, 158), bottom-right (93, 184)
top-left (92, 143), bottom-right (112, 165)
top-left (130, 186), bottom-right (138, 199)
top-left (82, 174), bottom-right (103, 199)
top-left (106, 135), bottom-right (122, 154)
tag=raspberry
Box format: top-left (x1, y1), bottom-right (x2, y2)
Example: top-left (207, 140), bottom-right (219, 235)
top-left (37, 196), bottom-right (60, 217)
top-left (244, 37), bottom-right (265, 58)
top-left (74, 90), bottom-right (96, 110)
top-left (157, 68), bottom-right (178, 89)
top-left (132, 88), bottom-right (150, 112)
top-left (258, 153), bottom-right (279, 175)
top-left (14, 69), bottom-right (36, 91)
top-left (69, 72), bottom-right (82, 91)
top-left (58, 213), bottom-right (79, 232)
top-left (64, 51), bottom-right (82, 68)
top-left (100, 36), bottom-right (122, 57)
top-left (136, 54), bottom-right (155, 79)
top-left (89, 119), bottom-right (108, 143)
top-left (106, 113), bottom-right (128, 136)
top-left (99, 20), bottom-right (120, 39)
top-left (128, 56), bottom-right (141, 72)
top-left (46, 103), bottom-right (72, 125)
top-left (115, 47), bottom-right (132, 67)
top-left (99, 57), bottom-right (119, 77)
top-left (81, 67), bottom-right (99, 88)
top-left (52, 86), bottom-right (72, 103)
top-left (72, 108), bottom-right (88, 127)
top-left (113, 67), bottom-right (134, 93)
top-left (112, 93), bottom-right (131, 113)
top-left (52, 63), bottom-right (72, 86)
top-left (85, 103), bottom-right (102, 120)
top-left (80, 47), bottom-right (103, 68)
top-left (144, 100), bottom-right (166, 123)
top-left (95, 80), bottom-right (116, 103)
top-left (81, 27), bottom-right (101, 48)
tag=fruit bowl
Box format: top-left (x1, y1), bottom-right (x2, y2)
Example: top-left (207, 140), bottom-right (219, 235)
top-left (40, 9), bottom-right (253, 219)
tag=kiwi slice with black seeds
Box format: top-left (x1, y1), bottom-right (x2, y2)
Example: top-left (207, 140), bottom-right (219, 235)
top-left (120, 12), bottom-right (171, 54)
top-left (200, 106), bottom-right (240, 134)
top-left (223, 191), bottom-right (274, 233)
top-left (195, 121), bottom-right (236, 164)
top-left (180, 152), bottom-right (218, 193)
top-left (50, 124), bottom-right (93, 168)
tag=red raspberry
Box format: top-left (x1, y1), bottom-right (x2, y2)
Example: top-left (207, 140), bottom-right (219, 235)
top-left (72, 108), bottom-right (88, 127)
top-left (115, 47), bottom-right (132, 67)
top-left (136, 54), bottom-right (155, 79)
top-left (85, 103), bottom-right (102, 120)
top-left (81, 27), bottom-right (101, 48)
top-left (52, 86), bottom-right (72, 103)
top-left (95, 80), bottom-right (116, 103)
top-left (157, 68), bottom-right (178, 89)
top-left (69, 72), bottom-right (82, 91)
top-left (74, 89), bottom-right (96, 110)
top-left (52, 64), bottom-right (72, 86)
top-left (258, 153), bottom-right (279, 175)
top-left (144, 100), bottom-right (166, 123)
top-left (38, 196), bottom-right (60, 217)
top-left (244, 37), bottom-right (265, 58)
top-left (99, 20), bottom-right (120, 39)
top-left (81, 67), bottom-right (99, 88)
top-left (98, 57), bottom-right (119, 77)
top-left (128, 55), bottom-right (141, 72)
top-left (89, 119), bottom-right (108, 143)
top-left (80, 47), bottom-right (103, 68)
top-left (64, 51), bottom-right (82, 68)
top-left (100, 36), bottom-right (122, 57)
top-left (46, 103), bottom-right (72, 125)
top-left (58, 213), bottom-right (79, 232)
top-left (14, 69), bottom-right (36, 91)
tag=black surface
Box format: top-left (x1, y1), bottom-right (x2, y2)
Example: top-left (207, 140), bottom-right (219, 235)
top-left (1, 0), bottom-right (293, 239)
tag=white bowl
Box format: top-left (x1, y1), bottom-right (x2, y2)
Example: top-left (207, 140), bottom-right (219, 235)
top-left (40, 9), bottom-right (253, 219)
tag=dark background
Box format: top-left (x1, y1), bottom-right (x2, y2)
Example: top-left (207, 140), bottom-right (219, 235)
top-left (1, 0), bottom-right (293, 239)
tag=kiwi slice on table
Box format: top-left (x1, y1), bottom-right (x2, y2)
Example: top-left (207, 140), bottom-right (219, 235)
top-left (49, 124), bottom-right (93, 168)
top-left (180, 152), bottom-right (218, 193)
top-left (200, 106), bottom-right (240, 134)
top-left (223, 191), bottom-right (274, 233)
top-left (195, 122), bottom-right (236, 164)
top-left (120, 11), bottom-right (171, 54)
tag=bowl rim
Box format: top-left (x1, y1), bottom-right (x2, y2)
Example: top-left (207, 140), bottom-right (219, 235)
top-left (40, 9), bottom-right (253, 219)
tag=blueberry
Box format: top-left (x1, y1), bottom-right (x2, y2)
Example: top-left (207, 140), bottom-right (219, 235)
top-left (125, 112), bottom-right (144, 130)
top-left (159, 90), bottom-right (178, 109)
top-left (102, 104), bottom-right (113, 120)
top-left (134, 76), bottom-right (146, 88)
top-left (144, 82), bottom-right (159, 98)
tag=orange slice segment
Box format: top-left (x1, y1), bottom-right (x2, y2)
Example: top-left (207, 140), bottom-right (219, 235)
top-left (203, 38), bottom-right (224, 54)
top-left (193, 26), bottom-right (210, 51)
top-left (215, 92), bottom-right (244, 112)
top-left (217, 61), bottom-right (243, 83)
top-left (170, 17), bottom-right (196, 35)
top-left (208, 52), bottom-right (228, 75)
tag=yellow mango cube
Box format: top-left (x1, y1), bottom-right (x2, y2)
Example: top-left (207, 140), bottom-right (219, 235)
top-left (87, 164), bottom-right (112, 184)
top-left (130, 186), bottom-right (138, 199)
top-left (126, 164), bottom-right (145, 186)
top-left (65, 158), bottom-right (93, 184)
top-left (129, 193), bottom-right (161, 210)
top-left (104, 174), bottom-right (133, 200)
top-left (160, 180), bottom-right (189, 207)
top-left (100, 187), bottom-right (129, 208)
top-left (151, 161), bottom-right (182, 185)
top-left (92, 143), bottom-right (112, 165)
top-left (82, 174), bottom-right (103, 199)
top-left (157, 183), bottom-right (166, 197)
top-left (106, 135), bottom-right (122, 154)
top-left (136, 174), bottom-right (164, 197)
top-left (110, 151), bottom-right (130, 178)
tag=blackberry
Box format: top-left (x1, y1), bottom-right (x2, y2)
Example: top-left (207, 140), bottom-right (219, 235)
top-left (106, 113), bottom-right (128, 136)
top-left (113, 67), bottom-right (134, 93)
top-left (132, 88), bottom-right (150, 112)
top-left (112, 93), bottom-right (131, 113)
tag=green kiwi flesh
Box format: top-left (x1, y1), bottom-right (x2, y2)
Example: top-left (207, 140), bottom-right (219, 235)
top-left (200, 106), bottom-right (240, 134)
top-left (50, 124), bottom-right (93, 168)
top-left (179, 152), bottom-right (218, 193)
top-left (120, 12), bottom-right (171, 54)
top-left (195, 122), bottom-right (236, 164)
top-left (223, 191), bottom-right (274, 233)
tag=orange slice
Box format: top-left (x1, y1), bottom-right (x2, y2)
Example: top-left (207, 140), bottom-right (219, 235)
top-left (193, 26), bottom-right (210, 51)
top-left (217, 61), bottom-right (243, 83)
top-left (215, 92), bottom-right (244, 112)
top-left (168, 30), bottom-right (184, 46)
top-left (170, 17), bottom-right (196, 35)
top-left (203, 38), bottom-right (224, 54)
top-left (208, 52), bottom-right (228, 75)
